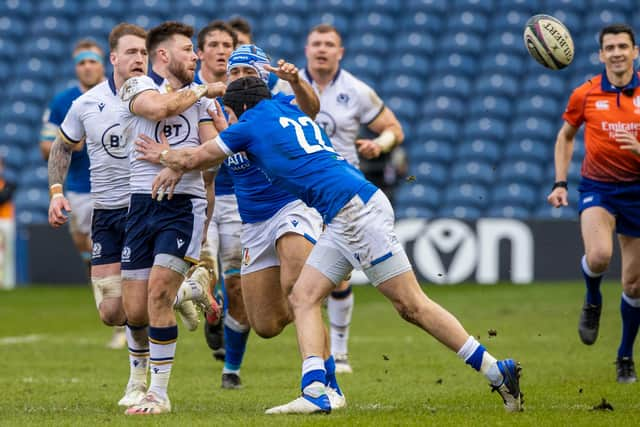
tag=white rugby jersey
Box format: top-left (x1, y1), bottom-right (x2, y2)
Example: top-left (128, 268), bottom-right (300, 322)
top-left (59, 77), bottom-right (129, 209)
top-left (299, 68), bottom-right (385, 169)
top-left (119, 70), bottom-right (213, 198)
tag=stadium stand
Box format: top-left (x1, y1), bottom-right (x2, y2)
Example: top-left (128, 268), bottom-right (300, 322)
top-left (0, 0), bottom-right (627, 230)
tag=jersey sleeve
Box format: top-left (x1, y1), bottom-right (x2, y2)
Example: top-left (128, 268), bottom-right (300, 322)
top-left (58, 100), bottom-right (85, 145)
top-left (355, 80), bottom-right (385, 125)
top-left (119, 75), bottom-right (158, 112)
top-left (198, 97), bottom-right (215, 125)
top-left (216, 121), bottom-right (253, 155)
top-left (562, 85), bottom-right (588, 128)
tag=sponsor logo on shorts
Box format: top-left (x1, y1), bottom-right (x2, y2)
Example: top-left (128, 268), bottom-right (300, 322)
top-left (92, 242), bottom-right (102, 259)
top-left (121, 246), bottom-right (131, 263)
top-left (290, 218), bottom-right (299, 227)
top-left (583, 196), bottom-right (594, 203)
top-left (177, 238), bottom-right (185, 249)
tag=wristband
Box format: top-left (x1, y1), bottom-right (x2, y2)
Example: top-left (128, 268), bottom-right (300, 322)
top-left (552, 181), bottom-right (568, 190)
top-left (49, 183), bottom-right (63, 199)
top-left (373, 129), bottom-right (396, 153)
top-left (159, 149), bottom-right (169, 166)
top-left (190, 84), bottom-right (207, 99)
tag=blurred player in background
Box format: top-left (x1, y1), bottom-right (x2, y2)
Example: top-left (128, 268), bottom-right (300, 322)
top-left (39, 39), bottom-right (128, 349)
top-left (117, 21), bottom-right (223, 415)
top-left (136, 76), bottom-right (523, 415)
top-left (228, 17), bottom-right (252, 46)
top-left (194, 20), bottom-right (243, 375)
top-left (298, 24), bottom-right (405, 373)
top-left (547, 24), bottom-right (640, 383)
top-left (47, 23), bottom-right (156, 407)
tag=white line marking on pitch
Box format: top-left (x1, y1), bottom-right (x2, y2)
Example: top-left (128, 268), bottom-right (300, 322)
top-left (0, 334), bottom-right (44, 345)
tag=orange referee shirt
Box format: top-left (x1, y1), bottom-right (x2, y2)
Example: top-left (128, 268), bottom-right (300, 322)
top-left (563, 71), bottom-right (640, 182)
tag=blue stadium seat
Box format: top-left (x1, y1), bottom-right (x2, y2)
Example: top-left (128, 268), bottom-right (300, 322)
top-left (416, 118), bottom-right (459, 143)
top-left (398, 11), bottom-right (444, 35)
top-left (440, 32), bottom-right (483, 55)
top-left (572, 51), bottom-right (601, 77)
top-left (456, 139), bottom-right (500, 163)
top-left (421, 96), bottom-right (465, 121)
top-left (13, 188), bottom-right (49, 211)
top-left (0, 16), bottom-right (27, 40)
top-left (408, 161), bottom-right (448, 186)
top-left (8, 79), bottom-right (51, 103)
top-left (270, 0), bottom-right (310, 14)
top-left (408, 140), bottom-right (454, 164)
top-left (486, 31), bottom-right (524, 55)
top-left (306, 13), bottom-right (349, 35)
top-left (386, 52), bottom-right (429, 77)
top-left (451, 161), bottom-right (495, 185)
top-left (257, 34), bottom-right (297, 61)
top-left (82, 0), bottom-right (126, 18)
top-left (124, 13), bottom-right (166, 30)
top-left (76, 16), bottom-right (119, 41)
top-left (386, 96), bottom-right (417, 122)
top-left (16, 209), bottom-right (48, 226)
top-left (353, 12), bottom-right (396, 36)
top-left (474, 74), bottom-right (518, 97)
top-left (23, 37), bottom-right (67, 62)
top-left (568, 72), bottom-right (598, 93)
top-left (480, 53), bottom-right (525, 76)
top-left (499, 160), bottom-right (544, 186)
top-left (437, 205), bottom-right (483, 220)
top-left (491, 183), bottom-right (537, 209)
top-left (468, 96), bottom-right (512, 120)
top-left (454, 0), bottom-right (494, 14)
top-left (38, 0), bottom-right (80, 19)
top-left (392, 31), bottom-right (435, 56)
top-left (262, 13), bottom-right (305, 37)
top-left (585, 10), bottom-right (627, 31)
top-left (395, 205), bottom-right (434, 220)
top-left (0, 62), bottom-right (9, 84)
top-left (496, 0), bottom-right (540, 13)
top-left (1, 101), bottom-right (42, 127)
top-left (444, 182), bottom-right (489, 209)
top-left (463, 117), bottom-right (507, 141)
top-left (523, 73), bottom-right (568, 95)
top-left (504, 139), bottom-right (550, 163)
top-left (0, 120), bottom-right (37, 147)
top-left (395, 183), bottom-right (441, 210)
top-left (26, 147), bottom-right (45, 165)
top-left (541, 9), bottom-right (580, 34)
top-left (428, 74), bottom-right (472, 98)
top-left (0, 0), bottom-right (35, 20)
top-left (591, 0), bottom-right (634, 14)
top-left (380, 74), bottom-right (424, 98)
top-left (446, 11), bottom-right (488, 34)
top-left (406, 0), bottom-right (447, 15)
top-left (19, 165), bottom-right (48, 188)
top-left (510, 117), bottom-right (556, 142)
top-left (0, 36), bottom-right (18, 61)
top-left (515, 95), bottom-right (562, 120)
top-left (0, 145), bottom-right (25, 170)
top-left (2, 167), bottom-right (18, 184)
top-left (534, 205), bottom-right (578, 220)
top-left (491, 9), bottom-right (531, 32)
top-left (29, 16), bottom-right (72, 38)
top-left (366, 0), bottom-right (402, 14)
top-left (487, 205), bottom-right (531, 219)
top-left (433, 53), bottom-right (477, 78)
top-left (341, 54), bottom-right (384, 79)
top-left (224, 0), bottom-right (263, 20)
top-left (128, 0), bottom-right (172, 15)
top-left (346, 32), bottom-right (390, 54)
top-left (310, 0), bottom-right (355, 14)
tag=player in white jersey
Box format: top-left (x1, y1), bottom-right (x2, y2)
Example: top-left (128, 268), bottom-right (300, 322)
top-left (47, 23), bottom-right (211, 409)
top-left (296, 24), bottom-right (406, 373)
top-left (116, 21), bottom-right (224, 415)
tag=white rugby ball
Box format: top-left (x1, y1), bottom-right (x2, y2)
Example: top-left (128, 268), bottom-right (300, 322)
top-left (523, 14), bottom-right (574, 70)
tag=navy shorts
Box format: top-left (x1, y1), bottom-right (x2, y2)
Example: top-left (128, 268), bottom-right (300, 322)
top-left (578, 177), bottom-right (640, 237)
top-left (91, 207), bottom-right (128, 266)
top-left (121, 194), bottom-right (207, 271)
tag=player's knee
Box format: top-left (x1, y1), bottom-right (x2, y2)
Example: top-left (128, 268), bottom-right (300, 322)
top-left (622, 276), bottom-right (640, 298)
top-left (98, 305), bottom-right (126, 326)
top-left (252, 315), bottom-right (289, 338)
top-left (586, 249), bottom-right (611, 273)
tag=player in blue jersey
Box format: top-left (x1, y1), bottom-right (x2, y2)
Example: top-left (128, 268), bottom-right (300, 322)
top-left (136, 76), bottom-right (524, 415)
top-left (39, 39), bottom-right (129, 349)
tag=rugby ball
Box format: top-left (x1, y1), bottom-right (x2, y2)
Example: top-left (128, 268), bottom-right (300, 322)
top-left (523, 14), bottom-right (574, 70)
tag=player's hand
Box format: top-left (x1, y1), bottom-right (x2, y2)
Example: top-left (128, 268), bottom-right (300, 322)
top-left (48, 195), bottom-right (71, 228)
top-left (356, 138), bottom-right (382, 159)
top-left (263, 59), bottom-right (299, 84)
top-left (547, 187), bottom-right (569, 208)
top-left (135, 132), bottom-right (170, 164)
top-left (206, 82), bottom-right (226, 98)
top-left (615, 130), bottom-right (640, 156)
top-left (207, 99), bottom-right (228, 133)
top-left (152, 167), bottom-right (183, 201)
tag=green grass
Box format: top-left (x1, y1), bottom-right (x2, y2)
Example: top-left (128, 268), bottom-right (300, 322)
top-left (1, 282), bottom-right (639, 426)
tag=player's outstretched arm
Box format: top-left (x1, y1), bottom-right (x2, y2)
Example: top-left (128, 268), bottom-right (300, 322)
top-left (547, 121), bottom-right (578, 207)
top-left (616, 130), bottom-right (640, 156)
top-left (264, 60), bottom-right (320, 118)
top-left (130, 82), bottom-right (226, 122)
top-left (136, 132), bottom-right (226, 172)
top-left (47, 135), bottom-right (73, 227)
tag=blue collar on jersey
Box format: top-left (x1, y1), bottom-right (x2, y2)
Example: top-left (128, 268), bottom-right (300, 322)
top-left (148, 67), bottom-right (165, 86)
top-left (304, 67), bottom-right (341, 86)
top-left (601, 69), bottom-right (640, 93)
top-left (108, 74), bottom-right (117, 95)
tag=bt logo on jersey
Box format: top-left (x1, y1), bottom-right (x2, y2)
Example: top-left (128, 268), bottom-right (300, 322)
top-left (155, 114), bottom-right (191, 146)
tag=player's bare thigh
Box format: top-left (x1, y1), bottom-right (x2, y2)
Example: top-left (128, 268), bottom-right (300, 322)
top-left (276, 232), bottom-right (315, 295)
top-left (241, 266), bottom-right (290, 338)
top-left (580, 206), bottom-right (616, 273)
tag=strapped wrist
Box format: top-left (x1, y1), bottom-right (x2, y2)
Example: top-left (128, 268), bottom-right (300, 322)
top-left (160, 149), bottom-right (170, 166)
top-left (190, 84), bottom-right (207, 99)
top-left (552, 181), bottom-right (568, 190)
top-left (49, 183), bottom-right (63, 199)
top-left (373, 130), bottom-right (396, 153)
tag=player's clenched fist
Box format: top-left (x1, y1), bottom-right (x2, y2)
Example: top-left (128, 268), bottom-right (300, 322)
top-left (547, 187), bottom-right (569, 208)
top-left (206, 82), bottom-right (226, 98)
top-left (264, 59), bottom-right (299, 84)
top-left (48, 194), bottom-right (72, 228)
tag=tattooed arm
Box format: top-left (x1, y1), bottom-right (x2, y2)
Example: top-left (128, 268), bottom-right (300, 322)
top-left (47, 135), bottom-right (74, 227)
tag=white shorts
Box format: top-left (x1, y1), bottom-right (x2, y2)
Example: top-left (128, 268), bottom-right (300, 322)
top-left (306, 190), bottom-right (412, 287)
top-left (207, 194), bottom-right (242, 277)
top-left (241, 200), bottom-right (322, 275)
top-left (67, 191), bottom-right (93, 235)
